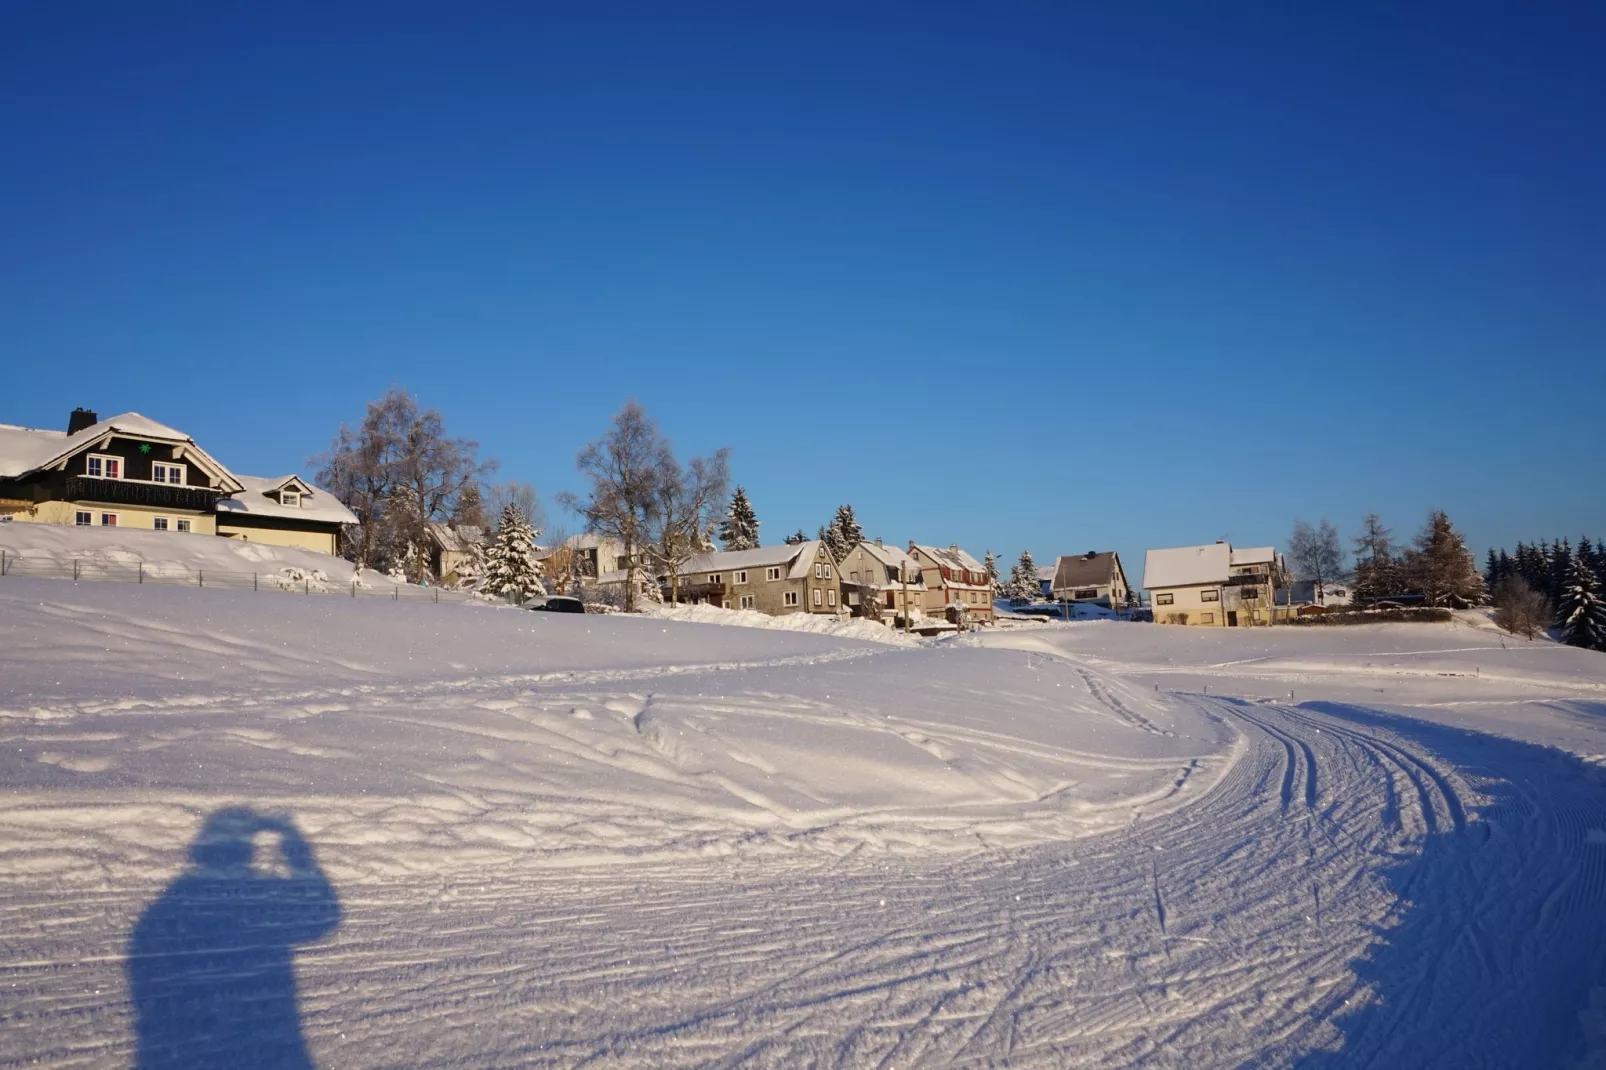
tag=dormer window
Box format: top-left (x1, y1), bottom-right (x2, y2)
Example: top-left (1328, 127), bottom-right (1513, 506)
top-left (86, 454), bottom-right (122, 480)
top-left (151, 462), bottom-right (186, 485)
top-left (280, 490), bottom-right (301, 507)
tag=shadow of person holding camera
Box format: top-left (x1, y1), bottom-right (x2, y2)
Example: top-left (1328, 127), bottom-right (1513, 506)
top-left (128, 807), bottom-right (341, 1069)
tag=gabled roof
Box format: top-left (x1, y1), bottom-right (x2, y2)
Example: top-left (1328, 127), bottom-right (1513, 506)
top-left (427, 522), bottom-right (485, 553)
top-left (1143, 543), bottom-right (1231, 589)
top-left (1230, 546), bottom-right (1277, 567)
top-left (0, 412), bottom-right (243, 491)
top-left (910, 543), bottom-right (985, 573)
top-left (1053, 551), bottom-right (1122, 591)
top-left (856, 540), bottom-right (921, 573)
top-left (217, 474), bottom-right (357, 525)
top-left (679, 540), bottom-right (825, 579)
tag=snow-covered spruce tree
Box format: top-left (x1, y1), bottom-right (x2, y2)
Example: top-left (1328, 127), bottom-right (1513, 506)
top-left (831, 505), bottom-right (863, 551)
top-left (983, 550), bottom-right (1002, 596)
top-left (1405, 510), bottom-right (1485, 608)
top-left (483, 504), bottom-right (546, 603)
top-left (1556, 555), bottom-right (1606, 652)
top-left (719, 486), bottom-right (760, 551)
top-left (1007, 551), bottom-right (1038, 606)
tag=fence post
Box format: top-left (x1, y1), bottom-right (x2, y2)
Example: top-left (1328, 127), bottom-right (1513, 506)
top-left (304, 579), bottom-right (310, 595)
top-left (1, 549), bottom-right (6, 576)
top-left (433, 589), bottom-right (439, 604)
top-left (393, 585), bottom-right (399, 601)
top-left (74, 559), bottom-right (80, 581)
top-left (253, 573), bottom-right (258, 591)
top-left (198, 569), bottom-right (204, 589)
top-left (351, 580), bottom-right (357, 598)
top-left (139, 562), bottom-right (144, 584)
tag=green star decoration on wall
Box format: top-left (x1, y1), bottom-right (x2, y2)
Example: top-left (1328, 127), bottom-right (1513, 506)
top-left (138, 443), bottom-right (152, 454)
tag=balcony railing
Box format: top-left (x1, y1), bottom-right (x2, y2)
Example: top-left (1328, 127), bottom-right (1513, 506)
top-left (66, 476), bottom-right (225, 512)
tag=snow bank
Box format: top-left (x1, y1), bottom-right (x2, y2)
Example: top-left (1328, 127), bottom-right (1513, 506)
top-left (642, 601), bottom-right (924, 647)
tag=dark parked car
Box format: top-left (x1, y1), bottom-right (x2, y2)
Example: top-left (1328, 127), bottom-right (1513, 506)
top-left (528, 595), bottom-right (586, 614)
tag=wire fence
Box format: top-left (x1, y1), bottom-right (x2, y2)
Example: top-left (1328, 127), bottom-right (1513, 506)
top-left (0, 549), bottom-right (481, 605)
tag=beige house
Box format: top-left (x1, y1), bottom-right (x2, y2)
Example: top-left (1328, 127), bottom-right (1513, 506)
top-left (0, 409), bottom-right (353, 552)
top-left (673, 540), bottom-right (842, 616)
top-left (538, 533), bottom-right (632, 593)
top-left (1050, 551), bottom-right (1131, 608)
top-left (909, 543), bottom-right (995, 624)
top-left (1143, 542), bottom-right (1288, 626)
top-left (837, 538), bottom-right (927, 626)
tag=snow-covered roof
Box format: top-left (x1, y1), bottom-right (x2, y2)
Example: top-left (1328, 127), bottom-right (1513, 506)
top-left (428, 522), bottom-right (484, 552)
top-left (1036, 565), bottom-right (1057, 583)
top-left (857, 540), bottom-right (921, 573)
top-left (911, 543), bottom-right (985, 573)
top-left (1230, 546), bottom-right (1277, 567)
top-left (679, 541), bottom-right (822, 579)
top-left (217, 474), bottom-right (357, 525)
top-left (0, 412), bottom-right (242, 490)
top-left (1144, 543), bottom-right (1231, 589)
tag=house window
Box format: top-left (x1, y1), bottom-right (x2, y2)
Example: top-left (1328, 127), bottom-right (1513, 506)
top-left (740, 595), bottom-right (755, 610)
top-left (100, 513), bottom-right (118, 527)
top-left (784, 591), bottom-right (800, 606)
top-left (827, 590), bottom-right (837, 607)
top-left (86, 454), bottom-right (121, 479)
top-left (1252, 609), bottom-right (1263, 622)
top-left (735, 570), bottom-right (748, 584)
top-left (814, 563), bottom-right (824, 578)
top-left (280, 490), bottom-right (301, 507)
top-left (153, 517), bottom-right (169, 531)
top-left (766, 567), bottom-right (781, 581)
top-left (151, 462), bottom-right (186, 485)
top-left (823, 564), bottom-right (832, 579)
top-left (850, 570), bottom-right (859, 581)
top-left (1200, 612), bottom-right (1215, 624)
top-left (1201, 589), bottom-right (1220, 602)
top-left (1075, 589), bottom-right (1098, 600)
top-left (847, 590), bottom-right (860, 606)
top-left (176, 519), bottom-right (192, 533)
top-left (708, 573), bottom-right (722, 585)
top-left (75, 510), bottom-right (92, 526)
top-left (813, 589), bottom-right (823, 606)
top-left (1156, 593), bottom-right (1174, 606)
top-left (885, 592), bottom-right (895, 608)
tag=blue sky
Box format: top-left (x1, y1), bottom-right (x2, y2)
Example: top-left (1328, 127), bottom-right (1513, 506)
top-left (3, 3), bottom-right (1602, 574)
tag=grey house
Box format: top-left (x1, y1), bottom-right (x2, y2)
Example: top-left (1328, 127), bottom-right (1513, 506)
top-left (1049, 551), bottom-right (1131, 608)
top-left (673, 540), bottom-right (842, 616)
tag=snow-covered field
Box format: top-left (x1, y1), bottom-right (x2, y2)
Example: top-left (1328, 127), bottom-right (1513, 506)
top-left (3, 579), bottom-right (1604, 1067)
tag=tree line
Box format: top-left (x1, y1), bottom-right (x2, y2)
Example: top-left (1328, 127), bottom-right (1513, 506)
top-left (1484, 536), bottom-right (1606, 650)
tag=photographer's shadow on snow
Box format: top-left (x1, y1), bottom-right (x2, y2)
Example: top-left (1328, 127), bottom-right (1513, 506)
top-left (127, 807), bottom-right (341, 1069)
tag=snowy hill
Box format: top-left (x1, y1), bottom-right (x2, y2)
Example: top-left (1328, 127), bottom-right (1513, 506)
top-left (3, 579), bottom-right (1605, 1066)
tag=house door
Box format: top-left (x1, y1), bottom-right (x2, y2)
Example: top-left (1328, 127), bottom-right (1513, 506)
top-left (1227, 611), bottom-right (1239, 627)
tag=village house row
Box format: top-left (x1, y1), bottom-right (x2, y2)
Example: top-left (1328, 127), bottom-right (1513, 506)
top-left (2, 409), bottom-right (1297, 627)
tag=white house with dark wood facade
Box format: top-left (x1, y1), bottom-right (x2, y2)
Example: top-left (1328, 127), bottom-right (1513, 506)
top-left (0, 409), bottom-right (354, 554)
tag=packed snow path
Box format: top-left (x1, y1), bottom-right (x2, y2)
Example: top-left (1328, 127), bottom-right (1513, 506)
top-left (2, 584), bottom-right (1605, 1066)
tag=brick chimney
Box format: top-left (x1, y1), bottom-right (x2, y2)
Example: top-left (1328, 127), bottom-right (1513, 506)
top-left (67, 408), bottom-right (98, 434)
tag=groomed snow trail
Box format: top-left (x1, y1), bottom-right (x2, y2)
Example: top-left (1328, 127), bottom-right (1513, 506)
top-left (6, 692), bottom-right (1602, 1067)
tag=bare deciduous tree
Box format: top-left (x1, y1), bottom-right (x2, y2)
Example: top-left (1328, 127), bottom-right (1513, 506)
top-left (556, 401), bottom-right (675, 613)
top-left (485, 481), bottom-right (544, 534)
top-left (1289, 518), bottom-right (1345, 603)
top-left (654, 448), bottom-right (731, 605)
top-left (315, 387), bottom-right (496, 579)
top-left (1492, 575), bottom-right (1550, 640)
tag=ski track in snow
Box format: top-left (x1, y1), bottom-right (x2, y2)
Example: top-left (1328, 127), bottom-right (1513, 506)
top-left (5, 693), bottom-right (1604, 1067)
top-left (3, 583), bottom-right (1606, 1067)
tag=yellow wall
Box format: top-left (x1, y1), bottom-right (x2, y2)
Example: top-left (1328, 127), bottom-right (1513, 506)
top-left (217, 524), bottom-right (336, 555)
top-left (16, 500), bottom-right (218, 535)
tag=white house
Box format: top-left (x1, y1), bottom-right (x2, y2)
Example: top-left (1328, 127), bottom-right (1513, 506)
top-left (1143, 542), bottom-right (1288, 627)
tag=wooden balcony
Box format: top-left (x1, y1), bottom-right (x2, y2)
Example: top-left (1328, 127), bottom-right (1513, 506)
top-left (65, 476), bottom-right (224, 513)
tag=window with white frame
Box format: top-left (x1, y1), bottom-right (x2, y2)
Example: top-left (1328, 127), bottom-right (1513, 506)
top-left (783, 590), bottom-right (799, 606)
top-left (823, 564), bottom-right (832, 578)
top-left (1074, 588), bottom-right (1098, 599)
top-left (86, 454), bottom-right (121, 479)
top-left (847, 590), bottom-right (860, 606)
top-left (813, 589), bottom-right (823, 606)
top-left (735, 570), bottom-right (748, 584)
top-left (151, 462), bottom-right (186, 485)
top-left (153, 517), bottom-right (169, 531)
top-left (100, 513), bottom-right (118, 527)
top-left (176, 518), bottom-right (192, 533)
top-left (708, 573), bottom-right (722, 585)
top-left (814, 563), bottom-right (824, 578)
top-left (75, 510), bottom-right (92, 526)
top-left (827, 590), bottom-right (836, 607)
top-left (1201, 589), bottom-right (1220, 602)
top-left (766, 567), bottom-right (781, 581)
top-left (280, 490), bottom-right (301, 507)
top-left (740, 595), bottom-right (754, 610)
top-left (1156, 592), bottom-right (1174, 605)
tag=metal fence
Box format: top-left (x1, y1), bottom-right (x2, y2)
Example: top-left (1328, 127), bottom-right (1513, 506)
top-left (0, 549), bottom-right (480, 604)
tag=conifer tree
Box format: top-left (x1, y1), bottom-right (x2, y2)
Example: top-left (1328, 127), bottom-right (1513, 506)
top-left (1405, 510), bottom-right (1485, 608)
top-left (1007, 551), bottom-right (1039, 606)
top-left (1551, 539), bottom-right (1575, 606)
top-left (1352, 513), bottom-right (1395, 604)
top-left (820, 504), bottom-right (863, 562)
top-left (983, 550), bottom-right (1003, 596)
top-left (483, 504), bottom-right (546, 603)
top-left (1557, 555), bottom-right (1606, 652)
top-left (783, 528), bottom-right (808, 546)
top-left (719, 486), bottom-right (761, 551)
